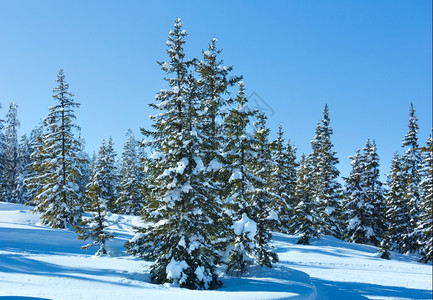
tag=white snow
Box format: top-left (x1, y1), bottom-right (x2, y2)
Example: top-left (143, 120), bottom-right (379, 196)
top-left (176, 157), bottom-right (189, 174)
top-left (166, 258), bottom-right (189, 284)
top-left (172, 86), bottom-right (180, 94)
top-left (0, 202), bottom-right (431, 300)
top-left (233, 213), bottom-right (257, 241)
top-left (229, 170), bottom-right (243, 182)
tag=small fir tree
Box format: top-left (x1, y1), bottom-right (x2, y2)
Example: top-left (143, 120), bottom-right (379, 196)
top-left (76, 139), bottom-right (116, 256)
top-left (292, 154), bottom-right (320, 245)
top-left (3, 102), bottom-right (20, 203)
top-left (116, 129), bottom-right (145, 215)
top-left (16, 134), bottom-right (32, 203)
top-left (269, 124), bottom-right (297, 233)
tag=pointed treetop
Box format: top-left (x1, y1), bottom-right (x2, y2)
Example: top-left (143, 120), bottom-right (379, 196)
top-left (402, 102), bottom-right (419, 149)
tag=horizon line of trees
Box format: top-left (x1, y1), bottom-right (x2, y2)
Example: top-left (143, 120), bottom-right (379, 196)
top-left (0, 17), bottom-right (431, 290)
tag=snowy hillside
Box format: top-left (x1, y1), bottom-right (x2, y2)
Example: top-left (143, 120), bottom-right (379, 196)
top-left (0, 202), bottom-right (431, 300)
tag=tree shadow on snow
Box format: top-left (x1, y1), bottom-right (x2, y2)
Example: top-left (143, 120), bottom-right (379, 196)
top-left (220, 264), bottom-right (316, 298)
top-left (0, 253), bottom-right (148, 288)
top-left (0, 227), bottom-right (128, 257)
top-left (312, 278), bottom-right (432, 300)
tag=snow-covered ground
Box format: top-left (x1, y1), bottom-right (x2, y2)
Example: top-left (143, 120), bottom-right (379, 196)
top-left (0, 202), bottom-right (431, 300)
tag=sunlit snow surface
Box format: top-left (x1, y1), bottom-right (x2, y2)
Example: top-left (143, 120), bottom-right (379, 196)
top-left (0, 202), bottom-right (431, 300)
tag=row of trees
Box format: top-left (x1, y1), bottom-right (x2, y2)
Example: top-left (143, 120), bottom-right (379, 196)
top-left (0, 18), bottom-right (431, 290)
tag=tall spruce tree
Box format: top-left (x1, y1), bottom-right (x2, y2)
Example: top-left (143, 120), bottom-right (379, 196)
top-left (126, 19), bottom-right (224, 290)
top-left (248, 113), bottom-right (279, 267)
top-left (400, 103), bottom-right (422, 253)
top-left (0, 104), bottom-right (5, 200)
top-left (76, 139), bottom-right (116, 256)
top-left (363, 139), bottom-right (386, 243)
top-left (195, 37), bottom-right (240, 240)
top-left (3, 102), bottom-right (20, 203)
top-left (309, 105), bottom-right (342, 237)
top-left (417, 136), bottom-right (432, 263)
top-left (116, 129), bottom-right (144, 215)
top-left (269, 124), bottom-right (297, 233)
top-left (292, 154), bottom-right (320, 245)
top-left (384, 153), bottom-right (411, 253)
top-left (28, 70), bottom-right (85, 228)
top-left (223, 81), bottom-right (258, 274)
top-left (342, 140), bottom-right (384, 246)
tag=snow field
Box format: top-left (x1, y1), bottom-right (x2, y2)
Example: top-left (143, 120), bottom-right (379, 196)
top-left (0, 202), bottom-right (431, 300)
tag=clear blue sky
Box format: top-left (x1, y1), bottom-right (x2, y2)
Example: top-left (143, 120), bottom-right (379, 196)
top-left (0, 0), bottom-right (431, 180)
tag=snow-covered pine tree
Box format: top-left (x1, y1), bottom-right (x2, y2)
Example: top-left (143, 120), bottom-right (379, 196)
top-left (24, 125), bottom-right (43, 203)
top-left (76, 139), bottom-right (116, 256)
top-left (28, 70), bottom-right (85, 228)
top-left (116, 129), bottom-right (144, 215)
top-left (269, 124), bottom-right (297, 233)
top-left (342, 149), bottom-right (368, 243)
top-left (400, 103), bottom-right (422, 253)
top-left (309, 104), bottom-right (342, 237)
top-left (223, 81), bottom-right (258, 274)
top-left (0, 104), bottom-right (5, 200)
top-left (342, 140), bottom-right (384, 246)
top-left (195, 37), bottom-right (241, 251)
top-left (88, 137), bottom-right (118, 212)
top-left (417, 136), bottom-right (432, 263)
top-left (248, 113), bottom-right (279, 267)
top-left (384, 153), bottom-right (412, 253)
top-left (126, 19), bottom-right (224, 290)
top-left (16, 134), bottom-right (32, 203)
top-left (3, 102), bottom-right (20, 203)
top-left (363, 139), bottom-right (386, 244)
top-left (196, 37), bottom-right (240, 166)
top-left (292, 154), bottom-right (320, 245)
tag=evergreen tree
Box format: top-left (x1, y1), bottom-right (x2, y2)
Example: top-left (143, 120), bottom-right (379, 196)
top-left (363, 139), bottom-right (386, 243)
top-left (292, 154), bottom-right (320, 245)
top-left (248, 113), bottom-right (279, 267)
top-left (76, 139), bottom-right (116, 256)
top-left (417, 136), bottom-right (432, 263)
top-left (342, 140), bottom-right (384, 246)
top-left (3, 102), bottom-right (20, 203)
top-left (16, 134), bottom-right (32, 203)
top-left (223, 81), bottom-right (258, 274)
top-left (309, 105), bottom-right (342, 237)
top-left (195, 37), bottom-right (240, 253)
top-left (25, 125), bottom-right (44, 203)
top-left (377, 229), bottom-right (392, 260)
top-left (385, 153), bottom-right (412, 253)
top-left (342, 150), bottom-right (367, 243)
top-left (28, 70), bottom-right (85, 228)
top-left (269, 124), bottom-right (297, 233)
top-left (89, 137), bottom-right (118, 212)
top-left (116, 129), bottom-right (144, 215)
top-left (400, 103), bottom-right (422, 253)
top-left (0, 104), bottom-right (5, 200)
top-left (126, 19), bottom-right (224, 290)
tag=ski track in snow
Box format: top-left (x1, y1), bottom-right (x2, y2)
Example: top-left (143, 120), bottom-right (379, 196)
top-left (0, 202), bottom-right (431, 300)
